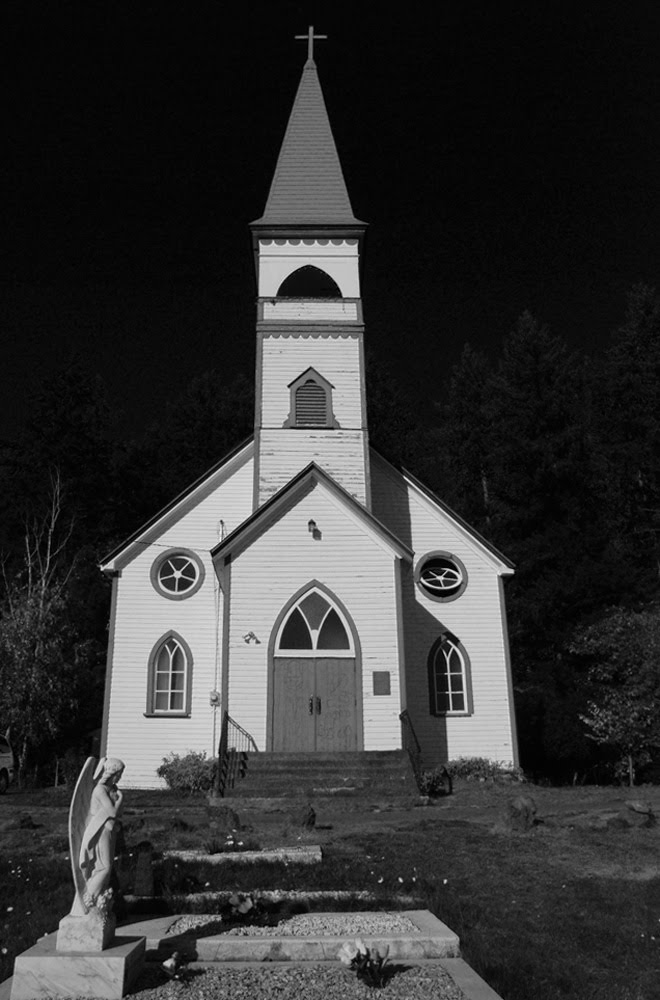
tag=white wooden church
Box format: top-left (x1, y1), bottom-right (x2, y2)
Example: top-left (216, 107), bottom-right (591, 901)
top-left (100, 37), bottom-right (518, 788)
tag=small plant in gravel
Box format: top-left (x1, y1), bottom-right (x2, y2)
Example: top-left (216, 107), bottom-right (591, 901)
top-left (338, 938), bottom-right (392, 988)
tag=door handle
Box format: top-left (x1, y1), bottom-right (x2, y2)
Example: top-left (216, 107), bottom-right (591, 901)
top-left (316, 697), bottom-right (322, 715)
top-left (309, 697), bottom-right (314, 715)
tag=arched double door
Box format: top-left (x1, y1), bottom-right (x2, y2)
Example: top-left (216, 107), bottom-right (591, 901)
top-left (269, 585), bottom-right (361, 752)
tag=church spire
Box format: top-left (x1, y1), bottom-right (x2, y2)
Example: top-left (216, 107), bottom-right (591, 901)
top-left (252, 30), bottom-right (364, 227)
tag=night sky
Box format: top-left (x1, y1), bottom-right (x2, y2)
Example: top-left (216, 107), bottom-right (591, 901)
top-left (5, 1), bottom-right (660, 440)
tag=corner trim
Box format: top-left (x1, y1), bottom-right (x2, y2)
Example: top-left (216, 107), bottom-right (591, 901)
top-left (498, 576), bottom-right (520, 767)
top-left (99, 574), bottom-right (119, 757)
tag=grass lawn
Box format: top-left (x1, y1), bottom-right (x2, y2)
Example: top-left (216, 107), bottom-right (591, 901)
top-left (1, 781), bottom-right (659, 999)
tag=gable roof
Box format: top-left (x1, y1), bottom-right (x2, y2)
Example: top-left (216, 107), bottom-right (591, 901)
top-left (251, 58), bottom-right (364, 227)
top-left (370, 448), bottom-right (515, 573)
top-left (100, 437), bottom-right (254, 572)
top-left (211, 462), bottom-right (413, 564)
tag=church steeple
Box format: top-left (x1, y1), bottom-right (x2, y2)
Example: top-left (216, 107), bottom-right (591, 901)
top-left (251, 33), bottom-right (370, 511)
top-left (252, 41), bottom-right (363, 228)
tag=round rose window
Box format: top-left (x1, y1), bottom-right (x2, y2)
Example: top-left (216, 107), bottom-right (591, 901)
top-left (151, 550), bottom-right (205, 600)
top-left (415, 553), bottom-right (467, 602)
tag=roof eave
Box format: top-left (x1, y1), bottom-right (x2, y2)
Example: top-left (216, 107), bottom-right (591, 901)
top-left (369, 448), bottom-right (515, 573)
top-left (250, 220), bottom-right (367, 235)
top-left (100, 436), bottom-right (254, 572)
top-left (400, 465), bottom-right (515, 572)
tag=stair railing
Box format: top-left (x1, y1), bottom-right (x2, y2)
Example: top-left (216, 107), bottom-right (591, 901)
top-left (399, 709), bottom-right (423, 786)
top-left (215, 711), bottom-right (259, 798)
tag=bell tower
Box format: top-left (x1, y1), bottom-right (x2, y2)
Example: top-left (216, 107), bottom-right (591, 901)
top-left (250, 29), bottom-right (370, 509)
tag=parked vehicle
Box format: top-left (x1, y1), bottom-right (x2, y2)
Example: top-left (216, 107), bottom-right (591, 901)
top-left (0, 734), bottom-right (16, 793)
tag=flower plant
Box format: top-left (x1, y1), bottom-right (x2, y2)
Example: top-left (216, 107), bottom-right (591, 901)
top-left (338, 937), bottom-right (391, 988)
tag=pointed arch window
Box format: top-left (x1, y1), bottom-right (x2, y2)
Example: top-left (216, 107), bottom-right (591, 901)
top-left (428, 633), bottom-right (472, 716)
top-left (284, 368), bottom-right (339, 429)
top-left (146, 633), bottom-right (193, 716)
top-left (277, 265), bottom-right (342, 298)
top-left (276, 589), bottom-right (354, 656)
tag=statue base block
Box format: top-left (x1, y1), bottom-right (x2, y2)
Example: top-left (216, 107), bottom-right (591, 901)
top-left (10, 932), bottom-right (145, 1000)
top-left (57, 911), bottom-right (116, 952)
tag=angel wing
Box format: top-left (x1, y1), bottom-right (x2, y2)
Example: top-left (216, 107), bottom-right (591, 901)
top-left (68, 756), bottom-right (97, 915)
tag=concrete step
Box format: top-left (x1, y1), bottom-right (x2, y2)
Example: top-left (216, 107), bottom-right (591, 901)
top-left (234, 751), bottom-right (409, 766)
top-left (224, 750), bottom-right (419, 801)
top-left (214, 793), bottom-right (422, 813)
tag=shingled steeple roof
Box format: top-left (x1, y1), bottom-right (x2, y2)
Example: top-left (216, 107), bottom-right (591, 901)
top-left (252, 55), bottom-right (364, 228)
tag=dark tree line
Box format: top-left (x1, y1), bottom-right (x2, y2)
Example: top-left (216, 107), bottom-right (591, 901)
top-left (1, 285), bottom-right (659, 783)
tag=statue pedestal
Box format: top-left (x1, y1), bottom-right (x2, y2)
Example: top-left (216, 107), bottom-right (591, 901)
top-left (10, 932), bottom-right (144, 1000)
top-left (57, 911), bottom-right (116, 952)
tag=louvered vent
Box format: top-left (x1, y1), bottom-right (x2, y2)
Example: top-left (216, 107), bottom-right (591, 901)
top-left (295, 380), bottom-right (327, 426)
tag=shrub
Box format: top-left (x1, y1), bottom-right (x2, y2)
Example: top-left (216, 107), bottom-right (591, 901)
top-left (445, 757), bottom-right (525, 782)
top-left (156, 751), bottom-right (216, 794)
top-left (418, 766), bottom-right (453, 797)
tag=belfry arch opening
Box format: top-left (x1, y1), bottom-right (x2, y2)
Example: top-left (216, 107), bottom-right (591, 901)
top-left (277, 265), bottom-right (342, 298)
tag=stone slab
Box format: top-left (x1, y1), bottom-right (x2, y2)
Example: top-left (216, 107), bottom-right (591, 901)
top-left (163, 845), bottom-right (322, 865)
top-left (10, 933), bottom-right (145, 1000)
top-left (126, 908), bottom-right (460, 962)
top-left (57, 912), bottom-right (116, 952)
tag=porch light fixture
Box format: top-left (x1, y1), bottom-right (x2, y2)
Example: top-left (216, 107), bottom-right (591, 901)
top-left (308, 519), bottom-right (317, 533)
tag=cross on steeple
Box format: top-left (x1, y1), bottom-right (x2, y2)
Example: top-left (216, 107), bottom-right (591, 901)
top-left (295, 25), bottom-right (327, 62)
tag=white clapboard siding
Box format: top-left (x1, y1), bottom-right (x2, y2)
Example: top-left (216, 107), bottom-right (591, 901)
top-left (262, 301), bottom-right (359, 322)
top-left (370, 455), bottom-right (517, 768)
top-left (258, 430), bottom-right (368, 505)
top-left (260, 334), bottom-right (364, 427)
top-left (225, 486), bottom-right (404, 752)
top-left (104, 455), bottom-right (255, 788)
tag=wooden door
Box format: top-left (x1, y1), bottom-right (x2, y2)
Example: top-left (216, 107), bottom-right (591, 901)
top-left (272, 656), bottom-right (357, 751)
top-left (314, 658), bottom-right (358, 751)
top-left (272, 659), bottom-right (316, 751)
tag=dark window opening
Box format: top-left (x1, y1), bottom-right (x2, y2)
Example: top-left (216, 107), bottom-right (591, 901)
top-left (277, 265), bottom-right (342, 298)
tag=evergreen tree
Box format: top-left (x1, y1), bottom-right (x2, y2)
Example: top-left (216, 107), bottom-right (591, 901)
top-left (0, 475), bottom-right (103, 781)
top-left (8, 360), bottom-right (116, 556)
top-left (113, 370), bottom-right (254, 537)
top-left (571, 605), bottom-right (660, 785)
top-left (592, 284), bottom-right (660, 599)
top-left (365, 354), bottom-right (434, 479)
top-left (433, 343), bottom-right (493, 530)
top-left (484, 312), bottom-right (600, 668)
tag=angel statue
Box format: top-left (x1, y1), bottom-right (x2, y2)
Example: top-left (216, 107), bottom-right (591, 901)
top-left (68, 756), bottom-right (125, 915)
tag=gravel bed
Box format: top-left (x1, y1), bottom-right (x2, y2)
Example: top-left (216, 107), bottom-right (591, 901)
top-left (167, 915), bottom-right (226, 936)
top-left (167, 913), bottom-right (418, 938)
top-left (226, 913), bottom-right (419, 937)
top-left (128, 963), bottom-right (468, 999)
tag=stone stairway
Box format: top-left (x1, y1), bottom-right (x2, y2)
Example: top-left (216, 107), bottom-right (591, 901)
top-left (222, 750), bottom-right (420, 807)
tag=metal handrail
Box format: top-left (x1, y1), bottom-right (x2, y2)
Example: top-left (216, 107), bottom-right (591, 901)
top-left (399, 709), bottom-right (422, 784)
top-left (215, 711), bottom-right (258, 797)
top-left (226, 715), bottom-right (259, 754)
